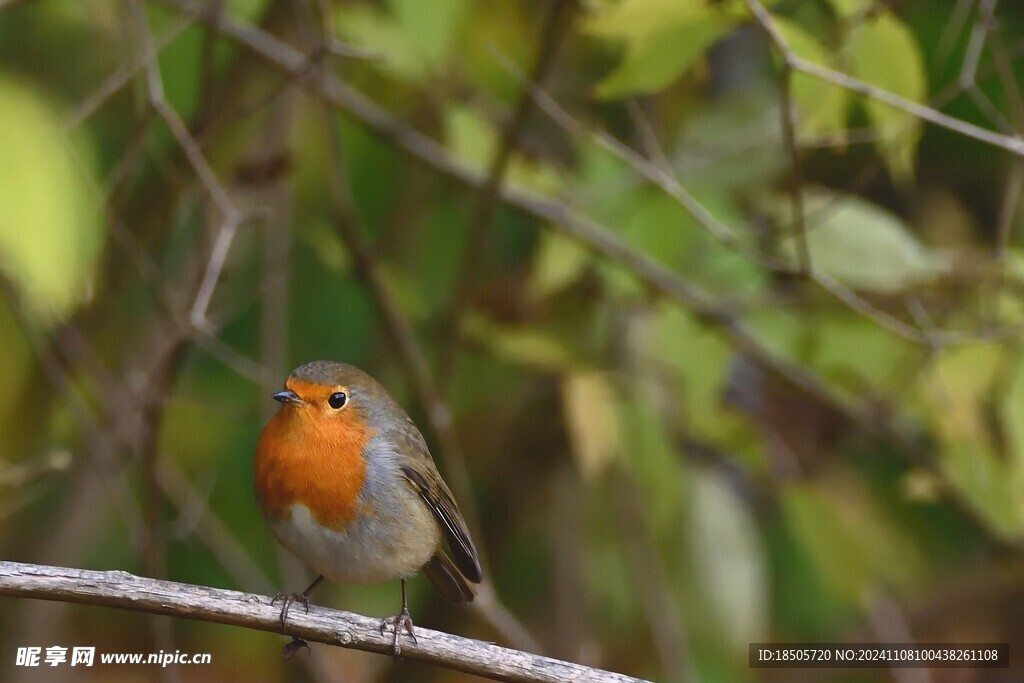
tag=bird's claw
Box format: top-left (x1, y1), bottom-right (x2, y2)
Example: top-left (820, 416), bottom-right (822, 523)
top-left (380, 608), bottom-right (417, 658)
top-left (282, 638), bottom-right (310, 661)
top-left (271, 592), bottom-right (311, 632)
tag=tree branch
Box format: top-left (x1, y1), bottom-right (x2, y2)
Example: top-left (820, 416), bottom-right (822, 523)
top-left (744, 0), bottom-right (1024, 157)
top-left (0, 561), bottom-right (646, 683)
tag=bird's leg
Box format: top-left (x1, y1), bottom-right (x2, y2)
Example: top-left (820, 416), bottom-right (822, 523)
top-left (272, 575), bottom-right (324, 633)
top-left (380, 579), bottom-right (417, 657)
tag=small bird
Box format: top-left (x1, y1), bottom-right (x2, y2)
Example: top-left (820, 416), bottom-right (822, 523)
top-left (254, 360), bottom-right (482, 656)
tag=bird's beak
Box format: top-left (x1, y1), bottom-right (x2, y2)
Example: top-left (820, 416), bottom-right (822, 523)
top-left (272, 390), bottom-right (302, 405)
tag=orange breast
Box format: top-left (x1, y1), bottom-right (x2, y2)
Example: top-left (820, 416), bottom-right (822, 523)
top-left (254, 405), bottom-right (374, 530)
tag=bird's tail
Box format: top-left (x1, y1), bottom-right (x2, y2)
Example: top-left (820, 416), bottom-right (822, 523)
top-left (422, 552), bottom-right (475, 603)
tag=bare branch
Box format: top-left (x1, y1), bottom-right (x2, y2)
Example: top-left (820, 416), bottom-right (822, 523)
top-left (315, 82), bottom-right (543, 658)
top-left (151, 0), bottom-right (886, 426)
top-left (130, 0), bottom-right (244, 329)
top-left (63, 12), bottom-right (195, 133)
top-left (439, 0), bottom-right (575, 386)
top-left (958, 0), bottom-right (996, 89)
top-left (0, 561), bottom-right (648, 683)
top-left (792, 56), bottom-right (1024, 155)
top-left (745, 0), bottom-right (1024, 157)
top-left (490, 46), bottom-right (793, 273)
top-left (744, 0), bottom-right (811, 275)
top-left (0, 450), bottom-right (72, 488)
top-left (146, 0), bottom-right (1024, 557)
top-left (497, 44), bottom-right (1022, 347)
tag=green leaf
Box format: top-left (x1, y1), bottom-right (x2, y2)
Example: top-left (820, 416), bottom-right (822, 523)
top-left (772, 18), bottom-right (849, 139)
top-left (844, 10), bottom-right (926, 181)
top-left (152, 19), bottom-right (204, 122)
top-left (529, 232), bottom-right (591, 300)
top-left (983, 250), bottom-right (1024, 329)
top-left (298, 218), bottom-right (351, 273)
top-left (335, 6), bottom-right (423, 82)
top-left (596, 191), bottom-right (694, 297)
top-left (444, 106), bottom-right (559, 194)
top-left (921, 346), bottom-right (1024, 539)
top-left (826, 0), bottom-right (872, 18)
top-left (782, 485), bottom-right (869, 606)
top-left (462, 313), bottom-right (576, 372)
top-left (770, 187), bottom-right (943, 292)
top-left (689, 469), bottom-right (767, 650)
top-left (617, 394), bottom-right (688, 536)
top-left (335, 0), bottom-right (467, 84)
top-left (802, 311), bottom-right (918, 397)
top-left (783, 478), bottom-right (926, 606)
top-left (445, 106), bottom-right (495, 174)
top-left (585, 0), bottom-right (704, 42)
top-left (646, 305), bottom-right (747, 443)
top-left (225, 0), bottom-right (270, 23)
top-left (389, 0), bottom-right (468, 69)
top-left (922, 346), bottom-right (1001, 444)
top-left (0, 76), bottom-right (102, 325)
top-left (1001, 357), bottom-right (1024, 534)
top-left (584, 0), bottom-right (737, 99)
top-left (941, 441), bottom-right (1021, 540)
top-left (619, 192), bottom-right (694, 267)
top-left (377, 262), bottom-right (430, 323)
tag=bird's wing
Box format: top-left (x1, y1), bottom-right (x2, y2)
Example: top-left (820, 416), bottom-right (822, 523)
top-left (397, 422), bottom-right (483, 584)
top-left (422, 552), bottom-right (475, 603)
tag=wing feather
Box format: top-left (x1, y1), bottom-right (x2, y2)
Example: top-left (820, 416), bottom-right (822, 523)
top-left (401, 464), bottom-right (482, 584)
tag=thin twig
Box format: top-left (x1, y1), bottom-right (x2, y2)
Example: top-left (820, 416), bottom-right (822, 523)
top-left (166, 0), bottom-right (867, 426)
top-left (933, 0), bottom-right (976, 71)
top-left (0, 561), bottom-right (648, 683)
top-left (745, 0), bottom-right (1024, 156)
top-left (438, 0), bottom-right (574, 387)
top-left (958, 0), bottom-right (996, 89)
top-left (865, 591), bottom-right (933, 683)
top-left (791, 55), bottom-right (1024, 155)
top-left (996, 159), bottom-right (1024, 257)
top-left (306, 9), bottom-right (541, 654)
top-left (0, 451), bottom-right (73, 488)
top-left (499, 47), bottom-right (1023, 346)
top-left (320, 107), bottom-right (546, 653)
top-left (615, 471), bottom-right (692, 683)
top-left (490, 46), bottom-right (794, 273)
top-left (150, 0), bottom-right (1024, 555)
top-left (156, 463), bottom-right (276, 596)
top-left (63, 12), bottom-right (196, 132)
top-left (131, 0), bottom-right (244, 329)
top-left (744, 0), bottom-right (811, 275)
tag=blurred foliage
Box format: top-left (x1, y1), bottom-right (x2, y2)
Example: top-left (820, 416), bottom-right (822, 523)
top-left (1, 1), bottom-right (1024, 682)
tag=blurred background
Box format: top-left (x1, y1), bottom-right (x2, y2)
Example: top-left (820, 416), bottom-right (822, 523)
top-left (1, 0), bottom-right (1023, 681)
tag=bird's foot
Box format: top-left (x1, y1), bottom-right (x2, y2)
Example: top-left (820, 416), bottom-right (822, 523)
top-left (380, 607), bottom-right (417, 658)
top-left (271, 591), bottom-right (311, 632)
top-left (282, 637), bottom-right (310, 661)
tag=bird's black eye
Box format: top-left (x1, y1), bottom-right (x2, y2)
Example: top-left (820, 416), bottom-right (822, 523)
top-left (328, 392), bottom-right (348, 409)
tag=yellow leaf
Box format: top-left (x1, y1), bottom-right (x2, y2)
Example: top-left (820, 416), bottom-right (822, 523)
top-left (921, 346), bottom-right (1000, 443)
top-left (845, 11), bottom-right (926, 182)
top-left (0, 75), bottom-right (102, 325)
top-left (772, 18), bottom-right (849, 140)
top-left (562, 372), bottom-right (620, 478)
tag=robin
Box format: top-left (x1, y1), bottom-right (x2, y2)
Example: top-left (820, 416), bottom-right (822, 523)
top-left (254, 360), bottom-right (482, 656)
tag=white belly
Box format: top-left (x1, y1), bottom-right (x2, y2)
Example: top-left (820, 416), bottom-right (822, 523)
top-left (270, 498), bottom-right (441, 585)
